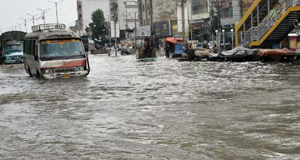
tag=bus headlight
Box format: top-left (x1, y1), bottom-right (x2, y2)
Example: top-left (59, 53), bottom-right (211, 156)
top-left (76, 66), bottom-right (84, 71)
top-left (43, 69), bottom-right (54, 74)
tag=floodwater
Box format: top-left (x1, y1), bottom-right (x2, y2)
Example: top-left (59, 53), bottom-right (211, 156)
top-left (0, 53), bottom-right (300, 160)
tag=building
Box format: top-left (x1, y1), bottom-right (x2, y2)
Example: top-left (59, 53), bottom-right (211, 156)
top-left (188, 0), bottom-right (210, 42)
top-left (77, 0), bottom-right (110, 35)
top-left (152, 0), bottom-right (179, 22)
top-left (218, 0), bottom-right (242, 44)
top-left (117, 0), bottom-right (139, 39)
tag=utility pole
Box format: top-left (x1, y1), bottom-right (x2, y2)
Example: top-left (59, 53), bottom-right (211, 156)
top-left (181, 0), bottom-right (186, 46)
top-left (210, 1), bottom-right (214, 42)
top-left (149, 0), bottom-right (153, 26)
top-left (134, 11), bottom-right (137, 44)
top-left (125, 9), bottom-right (128, 39)
top-left (107, 15), bottom-right (111, 46)
top-left (114, 0), bottom-right (118, 56)
top-left (37, 8), bottom-right (51, 26)
top-left (49, 0), bottom-right (64, 24)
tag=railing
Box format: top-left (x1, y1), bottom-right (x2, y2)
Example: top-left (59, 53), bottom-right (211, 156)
top-left (240, 0), bottom-right (300, 46)
top-left (31, 23), bottom-right (66, 32)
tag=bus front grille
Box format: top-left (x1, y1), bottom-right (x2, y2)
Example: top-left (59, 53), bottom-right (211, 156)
top-left (54, 67), bottom-right (75, 72)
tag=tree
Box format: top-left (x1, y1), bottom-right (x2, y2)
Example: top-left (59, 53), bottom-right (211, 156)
top-left (85, 9), bottom-right (105, 41)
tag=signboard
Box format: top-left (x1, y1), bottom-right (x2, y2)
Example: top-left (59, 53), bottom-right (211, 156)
top-left (153, 20), bottom-right (172, 37)
top-left (177, 7), bottom-right (189, 33)
top-left (110, 21), bottom-right (120, 38)
top-left (136, 25), bottom-right (151, 37)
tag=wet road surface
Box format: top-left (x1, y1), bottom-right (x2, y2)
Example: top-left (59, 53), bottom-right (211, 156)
top-left (0, 53), bottom-right (300, 159)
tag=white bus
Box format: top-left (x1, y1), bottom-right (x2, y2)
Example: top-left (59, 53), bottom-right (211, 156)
top-left (23, 24), bottom-right (90, 79)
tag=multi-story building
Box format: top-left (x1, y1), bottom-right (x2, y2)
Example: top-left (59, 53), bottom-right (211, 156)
top-left (188, 0), bottom-right (244, 43)
top-left (218, 0), bottom-right (242, 43)
top-left (116, 0), bottom-right (139, 39)
top-left (78, 0), bottom-right (110, 35)
top-left (152, 0), bottom-right (178, 22)
top-left (189, 0), bottom-right (210, 42)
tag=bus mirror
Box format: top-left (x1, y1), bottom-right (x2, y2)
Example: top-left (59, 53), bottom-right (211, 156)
top-left (34, 55), bottom-right (38, 61)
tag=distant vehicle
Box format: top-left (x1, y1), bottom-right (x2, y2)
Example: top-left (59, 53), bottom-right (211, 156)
top-left (23, 23), bottom-right (90, 79)
top-left (165, 37), bottom-right (184, 58)
top-left (81, 35), bottom-right (89, 52)
top-left (0, 31), bottom-right (26, 64)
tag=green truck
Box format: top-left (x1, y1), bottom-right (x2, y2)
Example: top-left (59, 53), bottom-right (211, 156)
top-left (0, 31), bottom-right (26, 64)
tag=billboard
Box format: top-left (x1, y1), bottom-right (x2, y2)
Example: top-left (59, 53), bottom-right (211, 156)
top-left (110, 21), bottom-right (120, 38)
top-left (152, 20), bottom-right (172, 37)
top-left (136, 26), bottom-right (151, 37)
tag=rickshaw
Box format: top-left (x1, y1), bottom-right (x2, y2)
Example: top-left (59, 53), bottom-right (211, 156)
top-left (164, 37), bottom-right (184, 58)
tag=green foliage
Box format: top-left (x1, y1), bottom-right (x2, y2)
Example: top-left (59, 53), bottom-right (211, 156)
top-left (87, 8), bottom-right (106, 40)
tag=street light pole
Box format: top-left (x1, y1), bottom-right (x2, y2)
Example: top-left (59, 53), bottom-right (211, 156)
top-left (27, 13), bottom-right (40, 25)
top-left (215, 30), bottom-right (218, 49)
top-left (49, 0), bottom-right (64, 24)
top-left (181, 0), bottom-right (186, 46)
top-left (19, 18), bottom-right (28, 32)
top-left (114, 0), bottom-right (118, 56)
top-left (125, 9), bottom-right (128, 39)
top-left (134, 11), bottom-right (137, 44)
top-left (222, 29), bottom-right (225, 50)
top-left (37, 8), bottom-right (51, 26)
top-left (231, 29), bottom-right (234, 49)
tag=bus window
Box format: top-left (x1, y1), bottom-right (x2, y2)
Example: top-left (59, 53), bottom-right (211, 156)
top-left (40, 39), bottom-right (84, 59)
top-left (6, 44), bottom-right (23, 51)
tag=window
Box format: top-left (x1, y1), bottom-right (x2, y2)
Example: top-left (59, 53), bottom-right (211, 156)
top-left (24, 40), bottom-right (35, 55)
top-left (220, 7), bottom-right (233, 18)
top-left (39, 39), bottom-right (84, 60)
top-left (192, 0), bottom-right (208, 14)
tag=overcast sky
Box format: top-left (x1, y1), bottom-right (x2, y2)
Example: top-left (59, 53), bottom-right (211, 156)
top-left (0, 0), bottom-right (77, 33)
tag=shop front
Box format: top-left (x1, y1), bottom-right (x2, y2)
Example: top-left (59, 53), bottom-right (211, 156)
top-left (190, 19), bottom-right (210, 43)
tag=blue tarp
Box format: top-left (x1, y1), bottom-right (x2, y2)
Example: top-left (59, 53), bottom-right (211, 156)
top-left (174, 44), bottom-right (183, 54)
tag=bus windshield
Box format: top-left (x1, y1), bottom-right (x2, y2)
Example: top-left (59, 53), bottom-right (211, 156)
top-left (7, 44), bottom-right (23, 51)
top-left (40, 39), bottom-right (85, 59)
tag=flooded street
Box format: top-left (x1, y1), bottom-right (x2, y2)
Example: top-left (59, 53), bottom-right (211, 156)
top-left (0, 53), bottom-right (300, 159)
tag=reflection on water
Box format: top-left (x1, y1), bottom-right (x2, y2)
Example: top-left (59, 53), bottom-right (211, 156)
top-left (0, 55), bottom-right (300, 159)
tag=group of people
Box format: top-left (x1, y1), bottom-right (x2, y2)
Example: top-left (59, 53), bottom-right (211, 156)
top-left (142, 37), bottom-right (155, 57)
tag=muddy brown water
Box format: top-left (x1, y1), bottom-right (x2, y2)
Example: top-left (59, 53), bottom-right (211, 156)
top-left (0, 54), bottom-right (300, 159)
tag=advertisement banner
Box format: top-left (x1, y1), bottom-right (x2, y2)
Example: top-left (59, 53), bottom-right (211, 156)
top-left (152, 20), bottom-right (172, 37)
top-left (136, 26), bottom-right (151, 37)
top-left (177, 7), bottom-right (189, 33)
top-left (110, 21), bottom-right (120, 38)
